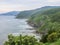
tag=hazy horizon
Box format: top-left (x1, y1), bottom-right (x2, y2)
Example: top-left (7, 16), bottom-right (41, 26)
top-left (0, 0), bottom-right (60, 13)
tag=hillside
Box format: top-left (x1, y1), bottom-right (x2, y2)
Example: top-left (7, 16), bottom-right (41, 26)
top-left (28, 8), bottom-right (60, 32)
top-left (28, 7), bottom-right (60, 44)
top-left (16, 6), bottom-right (60, 19)
top-left (16, 10), bottom-right (34, 18)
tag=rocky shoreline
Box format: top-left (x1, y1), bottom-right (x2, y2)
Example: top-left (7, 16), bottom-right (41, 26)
top-left (27, 20), bottom-right (41, 34)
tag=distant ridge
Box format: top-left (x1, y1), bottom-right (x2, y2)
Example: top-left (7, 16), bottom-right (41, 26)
top-left (16, 6), bottom-right (60, 18)
top-left (0, 11), bottom-right (20, 16)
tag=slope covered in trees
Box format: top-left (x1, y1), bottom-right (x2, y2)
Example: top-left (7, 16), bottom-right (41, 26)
top-left (16, 10), bottom-right (34, 18)
top-left (16, 6), bottom-right (60, 19)
top-left (28, 8), bottom-right (60, 26)
top-left (28, 7), bottom-right (60, 43)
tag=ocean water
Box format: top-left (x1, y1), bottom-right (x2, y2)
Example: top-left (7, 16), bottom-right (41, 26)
top-left (0, 16), bottom-right (40, 45)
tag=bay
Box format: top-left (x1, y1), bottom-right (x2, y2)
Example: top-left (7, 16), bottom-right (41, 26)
top-left (0, 16), bottom-right (40, 45)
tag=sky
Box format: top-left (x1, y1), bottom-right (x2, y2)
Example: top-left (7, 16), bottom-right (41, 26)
top-left (0, 0), bottom-right (60, 13)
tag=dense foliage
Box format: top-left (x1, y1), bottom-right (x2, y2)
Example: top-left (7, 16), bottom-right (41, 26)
top-left (4, 34), bottom-right (43, 45)
top-left (4, 6), bottom-right (60, 45)
top-left (28, 8), bottom-right (60, 43)
top-left (16, 10), bottom-right (34, 18)
top-left (16, 6), bottom-right (60, 19)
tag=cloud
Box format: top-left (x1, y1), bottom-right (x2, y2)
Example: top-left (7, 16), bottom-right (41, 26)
top-left (47, 0), bottom-right (60, 2)
top-left (0, 0), bottom-right (60, 13)
top-left (0, 3), bottom-right (40, 13)
top-left (0, 4), bottom-right (28, 13)
top-left (0, 0), bottom-right (45, 13)
top-left (46, 0), bottom-right (60, 6)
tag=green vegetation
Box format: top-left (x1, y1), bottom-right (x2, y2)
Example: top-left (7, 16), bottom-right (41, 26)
top-left (16, 6), bottom-right (60, 19)
top-left (4, 34), bottom-right (44, 45)
top-left (16, 10), bottom-right (34, 18)
top-left (4, 6), bottom-right (60, 45)
top-left (28, 7), bottom-right (60, 44)
top-left (28, 8), bottom-right (60, 32)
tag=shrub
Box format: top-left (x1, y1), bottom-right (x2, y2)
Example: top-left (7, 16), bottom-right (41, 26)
top-left (40, 34), bottom-right (48, 43)
top-left (4, 34), bottom-right (44, 45)
top-left (47, 32), bottom-right (58, 42)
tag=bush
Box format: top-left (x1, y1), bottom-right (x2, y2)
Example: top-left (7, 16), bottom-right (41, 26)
top-left (47, 32), bottom-right (58, 42)
top-left (40, 34), bottom-right (48, 43)
top-left (4, 34), bottom-right (44, 45)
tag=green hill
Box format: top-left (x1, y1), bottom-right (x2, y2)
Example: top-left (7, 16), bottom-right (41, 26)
top-left (16, 6), bottom-right (60, 19)
top-left (28, 8), bottom-right (60, 31)
top-left (28, 7), bottom-right (60, 43)
top-left (16, 10), bottom-right (34, 18)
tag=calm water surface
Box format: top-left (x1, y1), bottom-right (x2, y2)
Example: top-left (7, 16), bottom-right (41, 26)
top-left (0, 16), bottom-right (40, 45)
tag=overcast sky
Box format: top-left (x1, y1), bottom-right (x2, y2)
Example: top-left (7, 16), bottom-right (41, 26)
top-left (0, 0), bottom-right (60, 13)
